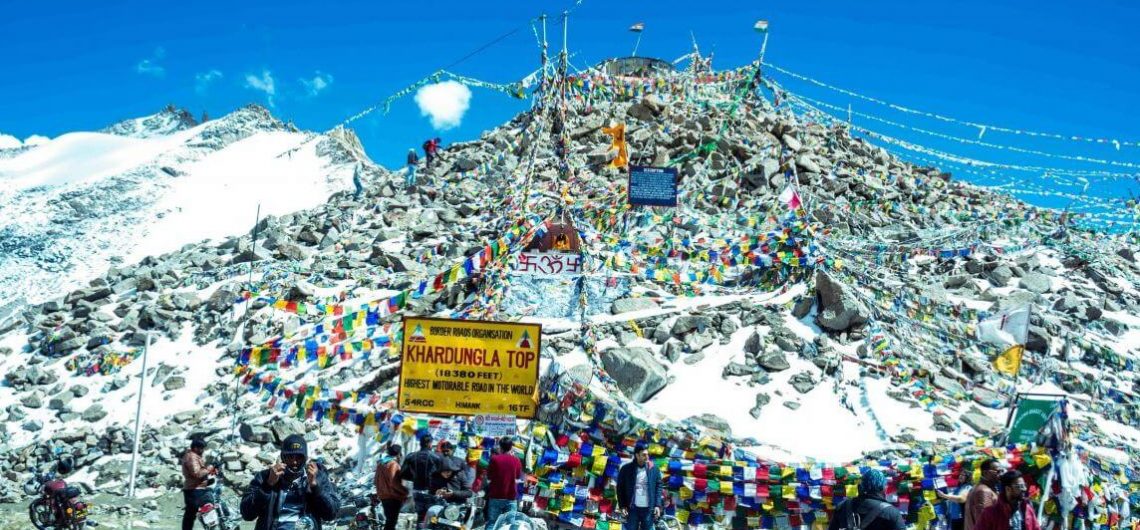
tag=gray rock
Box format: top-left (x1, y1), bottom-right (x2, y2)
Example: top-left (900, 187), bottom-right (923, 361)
top-left (1018, 272), bottom-right (1051, 294)
top-left (789, 372), bottom-right (817, 394)
top-left (599, 347), bottom-right (669, 403)
top-left (744, 330), bottom-right (763, 355)
top-left (989, 266), bottom-right (1013, 287)
top-left (684, 331), bottom-right (714, 352)
top-left (270, 418), bottom-right (306, 443)
top-left (21, 393), bottom-right (43, 408)
top-left (685, 413), bottom-right (733, 437)
top-left (749, 393), bottom-right (771, 419)
top-left (48, 392), bottom-right (73, 411)
top-left (163, 375), bottom-right (186, 391)
top-left (239, 423), bottom-right (274, 444)
top-left (758, 349), bottom-right (791, 372)
top-left (662, 340), bottom-right (684, 363)
top-left (961, 405), bottom-right (1001, 435)
top-left (814, 271), bottom-right (870, 332)
top-left (81, 404), bottom-right (108, 422)
top-left (611, 298), bottom-right (658, 315)
top-left (783, 401), bottom-right (801, 410)
top-left (23, 419), bottom-right (43, 432)
top-left (792, 297), bottom-right (814, 319)
top-left (932, 412), bottom-right (956, 433)
top-left (971, 387), bottom-right (1008, 408)
top-left (722, 362), bottom-right (754, 378)
top-left (932, 374), bottom-right (967, 397)
top-left (671, 315), bottom-right (711, 337)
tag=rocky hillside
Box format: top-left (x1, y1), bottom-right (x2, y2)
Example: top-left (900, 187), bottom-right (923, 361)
top-left (0, 69), bottom-right (1137, 526)
top-left (0, 104), bottom-right (373, 315)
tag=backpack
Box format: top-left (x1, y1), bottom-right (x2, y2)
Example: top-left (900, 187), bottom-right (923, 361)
top-left (844, 499), bottom-right (890, 530)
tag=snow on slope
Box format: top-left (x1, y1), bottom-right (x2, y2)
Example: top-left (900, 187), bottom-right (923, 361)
top-left (0, 105), bottom-right (371, 309)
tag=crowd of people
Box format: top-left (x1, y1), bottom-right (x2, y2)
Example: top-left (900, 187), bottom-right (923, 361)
top-left (178, 435), bottom-right (1041, 530)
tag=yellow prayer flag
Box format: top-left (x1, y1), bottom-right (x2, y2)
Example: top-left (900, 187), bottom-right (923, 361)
top-left (993, 344), bottom-right (1024, 376)
top-left (845, 484), bottom-right (859, 497)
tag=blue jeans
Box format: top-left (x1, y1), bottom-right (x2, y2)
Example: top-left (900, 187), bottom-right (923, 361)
top-left (484, 499), bottom-right (517, 529)
top-left (406, 164), bottom-right (416, 187)
top-left (627, 506), bottom-right (654, 530)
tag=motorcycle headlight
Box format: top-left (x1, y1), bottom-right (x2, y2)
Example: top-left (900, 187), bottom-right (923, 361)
top-left (443, 505), bottom-right (462, 521)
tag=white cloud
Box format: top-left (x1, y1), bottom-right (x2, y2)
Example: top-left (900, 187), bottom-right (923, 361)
top-left (195, 69), bottom-right (224, 94)
top-left (414, 81), bottom-right (472, 130)
top-left (136, 47), bottom-right (166, 77)
top-left (300, 71), bottom-right (334, 97)
top-left (244, 69), bottom-right (277, 106)
top-left (24, 135), bottom-right (50, 146)
top-left (136, 59), bottom-right (165, 77)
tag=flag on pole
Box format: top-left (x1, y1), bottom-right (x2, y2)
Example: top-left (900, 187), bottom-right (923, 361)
top-left (977, 306), bottom-right (1030, 376)
top-left (754, 20), bottom-right (769, 33)
top-left (629, 22), bottom-right (645, 32)
top-left (778, 185), bottom-right (802, 211)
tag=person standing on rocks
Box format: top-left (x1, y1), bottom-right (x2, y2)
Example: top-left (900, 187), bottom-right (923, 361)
top-left (239, 434), bottom-right (340, 530)
top-left (374, 443), bottom-right (408, 530)
top-left (181, 437), bottom-right (217, 530)
top-left (400, 434), bottom-right (442, 521)
top-left (423, 138), bottom-right (439, 169)
top-left (972, 470), bottom-right (1041, 530)
top-left (616, 441), bottom-right (663, 530)
top-left (965, 459), bottom-right (1003, 530)
top-left (827, 469), bottom-right (905, 530)
top-left (353, 163), bottom-right (365, 199)
top-left (406, 148), bottom-right (419, 188)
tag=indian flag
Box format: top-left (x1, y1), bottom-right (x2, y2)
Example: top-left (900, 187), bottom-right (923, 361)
top-left (754, 20), bottom-right (769, 33)
top-left (977, 306), bottom-right (1030, 376)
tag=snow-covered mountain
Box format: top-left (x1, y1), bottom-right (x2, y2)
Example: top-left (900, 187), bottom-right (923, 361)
top-left (0, 104), bottom-right (378, 312)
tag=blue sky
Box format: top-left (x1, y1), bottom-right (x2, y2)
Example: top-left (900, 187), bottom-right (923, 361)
top-left (3, 0), bottom-right (1140, 221)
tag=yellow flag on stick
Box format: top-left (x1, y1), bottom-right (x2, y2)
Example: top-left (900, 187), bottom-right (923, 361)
top-left (977, 305), bottom-right (1030, 376)
top-left (601, 123), bottom-right (629, 169)
top-left (993, 344), bottom-right (1025, 376)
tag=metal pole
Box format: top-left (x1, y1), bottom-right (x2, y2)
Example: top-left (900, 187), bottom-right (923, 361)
top-left (632, 32), bottom-right (642, 57)
top-left (126, 331), bottom-right (152, 498)
top-left (1037, 462), bottom-right (1055, 521)
top-left (540, 14), bottom-right (548, 91)
top-left (247, 203), bottom-right (262, 288)
top-left (758, 31), bottom-right (770, 69)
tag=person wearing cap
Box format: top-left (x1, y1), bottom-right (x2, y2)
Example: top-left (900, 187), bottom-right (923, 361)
top-left (616, 441), bottom-right (664, 530)
top-left (438, 440), bottom-right (473, 489)
top-left (182, 437), bottom-right (217, 530)
top-left (239, 434), bottom-right (340, 530)
top-left (484, 436), bottom-right (524, 529)
top-left (827, 469), bottom-right (905, 530)
top-left (965, 459), bottom-right (1003, 530)
top-left (430, 457), bottom-right (474, 502)
top-left (401, 434), bottom-right (443, 521)
top-left (972, 470), bottom-right (1041, 530)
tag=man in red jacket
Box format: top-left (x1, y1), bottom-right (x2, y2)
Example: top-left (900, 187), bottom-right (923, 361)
top-left (484, 436), bottom-right (523, 528)
top-left (973, 470), bottom-right (1041, 530)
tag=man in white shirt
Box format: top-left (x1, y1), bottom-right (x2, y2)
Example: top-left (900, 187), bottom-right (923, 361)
top-left (616, 441), bottom-right (663, 530)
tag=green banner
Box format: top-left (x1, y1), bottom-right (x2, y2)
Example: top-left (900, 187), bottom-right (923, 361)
top-left (1007, 398), bottom-right (1060, 444)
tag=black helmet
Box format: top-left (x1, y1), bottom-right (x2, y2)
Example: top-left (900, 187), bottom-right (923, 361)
top-left (56, 456), bottom-right (74, 475)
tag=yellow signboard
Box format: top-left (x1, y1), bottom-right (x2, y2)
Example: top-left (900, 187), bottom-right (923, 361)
top-left (398, 317), bottom-right (542, 418)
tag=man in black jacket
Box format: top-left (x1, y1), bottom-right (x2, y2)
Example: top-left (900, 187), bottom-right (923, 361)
top-left (828, 469), bottom-right (906, 530)
top-left (401, 434), bottom-right (442, 521)
top-left (615, 441), bottom-right (663, 530)
top-left (240, 434), bottom-right (340, 530)
top-left (429, 458), bottom-right (473, 502)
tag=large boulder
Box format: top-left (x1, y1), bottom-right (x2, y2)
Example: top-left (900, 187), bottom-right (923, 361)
top-left (814, 271), bottom-right (870, 332)
top-left (961, 406), bottom-right (1002, 435)
top-left (1018, 272), bottom-right (1051, 294)
top-left (758, 348), bottom-right (791, 372)
top-left (599, 347), bottom-right (668, 403)
top-left (611, 298), bottom-right (658, 315)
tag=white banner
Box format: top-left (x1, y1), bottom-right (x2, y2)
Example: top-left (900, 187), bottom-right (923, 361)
top-left (472, 414), bottom-right (518, 437)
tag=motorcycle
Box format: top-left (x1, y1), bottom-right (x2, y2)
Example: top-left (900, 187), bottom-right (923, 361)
top-left (25, 470), bottom-right (89, 530)
top-left (346, 494), bottom-right (383, 530)
top-left (196, 463), bottom-right (241, 530)
top-left (417, 491), bottom-right (478, 530)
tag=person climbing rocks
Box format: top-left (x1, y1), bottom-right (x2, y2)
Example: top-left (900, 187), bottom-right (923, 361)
top-left (406, 148), bottom-right (419, 188)
top-left (423, 138), bottom-right (440, 169)
top-left (827, 469), bottom-right (906, 530)
top-left (352, 163), bottom-right (365, 198)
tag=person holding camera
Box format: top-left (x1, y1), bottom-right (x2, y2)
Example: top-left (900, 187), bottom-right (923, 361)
top-left (240, 434), bottom-right (340, 530)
